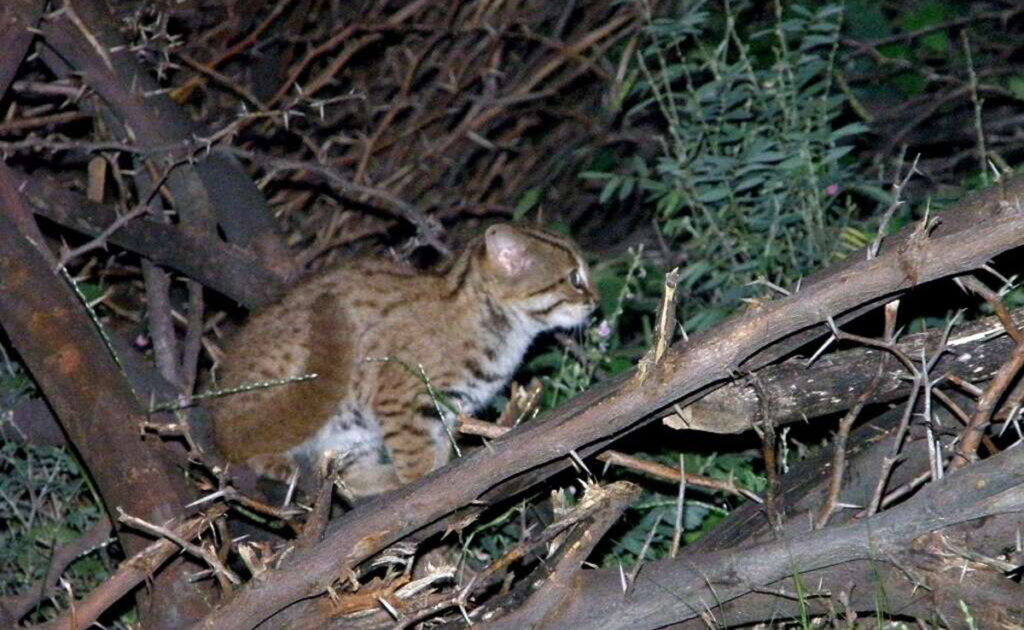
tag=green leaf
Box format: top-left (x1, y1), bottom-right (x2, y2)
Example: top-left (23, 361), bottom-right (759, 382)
top-left (842, 0), bottom-right (892, 40)
top-left (830, 122), bottom-right (868, 140)
top-left (599, 178), bottom-right (619, 204)
top-left (899, 1), bottom-right (953, 54)
top-left (696, 186), bottom-right (730, 203)
top-left (1009, 76), bottom-right (1024, 101)
top-left (76, 281), bottom-right (105, 304)
top-left (890, 71), bottom-right (926, 97)
top-left (513, 187), bottom-right (542, 221)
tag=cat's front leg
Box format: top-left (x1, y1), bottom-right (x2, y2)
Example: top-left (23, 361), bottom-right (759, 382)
top-left (373, 384), bottom-right (452, 484)
top-left (246, 452), bottom-right (299, 483)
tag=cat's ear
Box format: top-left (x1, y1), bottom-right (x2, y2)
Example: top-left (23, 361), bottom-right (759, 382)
top-left (485, 224), bottom-right (532, 277)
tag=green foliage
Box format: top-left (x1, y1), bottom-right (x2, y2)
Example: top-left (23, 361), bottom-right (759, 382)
top-left (584, 1), bottom-right (874, 332)
top-left (483, 0), bottom-right (874, 570)
top-left (492, 0), bottom-right (897, 571)
top-left (0, 442), bottom-right (112, 622)
top-left (0, 361), bottom-right (114, 623)
top-left (7, 1), bottom-right (1005, 622)
top-left (601, 451), bottom-right (764, 566)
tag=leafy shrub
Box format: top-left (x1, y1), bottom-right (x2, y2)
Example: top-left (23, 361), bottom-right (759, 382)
top-left (585, 2), bottom-right (874, 331)
top-left (0, 364), bottom-right (113, 623)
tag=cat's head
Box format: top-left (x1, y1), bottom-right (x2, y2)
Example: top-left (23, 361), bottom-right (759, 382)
top-left (480, 224), bottom-right (598, 330)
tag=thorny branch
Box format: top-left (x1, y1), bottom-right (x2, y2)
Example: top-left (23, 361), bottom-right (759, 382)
top-left (457, 416), bottom-right (761, 501)
top-left (32, 507), bottom-right (226, 630)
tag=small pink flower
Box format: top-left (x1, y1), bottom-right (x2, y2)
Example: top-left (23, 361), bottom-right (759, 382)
top-left (134, 334), bottom-right (151, 349)
top-left (596, 319), bottom-right (612, 338)
top-left (825, 183), bottom-right (840, 196)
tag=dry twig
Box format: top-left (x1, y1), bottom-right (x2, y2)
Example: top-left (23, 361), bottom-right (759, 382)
top-left (457, 416), bottom-right (759, 501)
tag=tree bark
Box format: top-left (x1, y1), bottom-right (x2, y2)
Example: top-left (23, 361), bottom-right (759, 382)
top-left (682, 304), bottom-right (1024, 431)
top-left (0, 165), bottom-right (214, 629)
top-left (34, 0), bottom-right (296, 282)
top-left (21, 170), bottom-right (285, 308)
top-left (539, 443), bottom-right (1024, 629)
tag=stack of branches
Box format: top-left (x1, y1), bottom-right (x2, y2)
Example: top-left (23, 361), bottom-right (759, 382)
top-left (4, 0), bottom-right (1024, 628)
top-left (4, 0), bottom-right (640, 276)
top-left (9, 153), bottom-right (1024, 629)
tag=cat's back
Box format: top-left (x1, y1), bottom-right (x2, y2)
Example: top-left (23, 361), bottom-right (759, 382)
top-left (210, 255), bottom-right (441, 460)
top-left (217, 256), bottom-right (441, 382)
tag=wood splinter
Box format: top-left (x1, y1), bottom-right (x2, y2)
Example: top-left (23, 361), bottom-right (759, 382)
top-left (636, 267), bottom-right (680, 384)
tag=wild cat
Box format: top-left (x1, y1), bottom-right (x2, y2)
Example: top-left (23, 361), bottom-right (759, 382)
top-left (212, 224), bottom-right (597, 497)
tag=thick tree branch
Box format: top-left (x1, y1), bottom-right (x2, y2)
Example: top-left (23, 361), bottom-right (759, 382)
top-left (668, 527), bottom-right (1024, 629)
top-left (0, 173), bottom-right (214, 628)
top-left (0, 1), bottom-right (41, 102)
top-left (18, 171), bottom-right (285, 307)
top-left (682, 302), bottom-right (1024, 431)
top-left (740, 174), bottom-right (1024, 370)
top-left (1, 398), bottom-right (68, 448)
top-left (35, 0), bottom-right (296, 277)
top-left (540, 442), bottom-right (1024, 629)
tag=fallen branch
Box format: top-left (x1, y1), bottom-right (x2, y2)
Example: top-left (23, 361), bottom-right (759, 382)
top-left (458, 416), bottom-right (759, 501)
top-left (679, 300), bottom-right (1024, 432)
top-left (18, 170), bottom-right (286, 307)
top-left (29, 507), bottom-right (226, 630)
top-left (539, 440), bottom-right (1024, 629)
top-left (480, 482), bottom-right (641, 629)
top-left (0, 166), bottom-right (214, 628)
top-left (36, 0), bottom-right (296, 276)
top-left (118, 508), bottom-right (240, 588)
top-left (950, 334), bottom-right (1024, 469)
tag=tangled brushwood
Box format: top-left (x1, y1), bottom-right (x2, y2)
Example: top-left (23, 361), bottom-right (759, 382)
top-left (3, 0), bottom-right (1024, 628)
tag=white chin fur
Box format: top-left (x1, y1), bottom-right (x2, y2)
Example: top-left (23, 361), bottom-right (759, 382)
top-left (546, 304), bottom-right (594, 330)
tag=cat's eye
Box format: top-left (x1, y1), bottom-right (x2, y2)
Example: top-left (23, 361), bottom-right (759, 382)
top-left (568, 268), bottom-right (585, 290)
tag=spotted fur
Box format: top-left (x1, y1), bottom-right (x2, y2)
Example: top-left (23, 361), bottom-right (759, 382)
top-left (211, 224), bottom-right (597, 498)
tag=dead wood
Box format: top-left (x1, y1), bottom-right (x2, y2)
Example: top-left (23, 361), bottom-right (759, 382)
top-left (477, 482), bottom-right (641, 630)
top-left (547, 355), bottom-right (1016, 628)
top-left (1, 399), bottom-right (68, 448)
top-left (0, 168), bottom-right (215, 628)
top-left (14, 166), bottom-right (285, 308)
top-left (5, 1), bottom-right (1024, 627)
top-left (740, 174), bottom-right (1024, 371)
top-left (184, 173), bottom-right (1024, 630)
top-left (539, 440), bottom-right (1024, 629)
top-left (542, 352), bottom-right (1023, 629)
top-left (667, 549), bottom-right (1024, 629)
top-left (681, 301), bottom-right (1024, 432)
top-left (36, 0), bottom-right (296, 279)
top-left (458, 416), bottom-right (758, 499)
top-left (32, 507), bottom-right (227, 630)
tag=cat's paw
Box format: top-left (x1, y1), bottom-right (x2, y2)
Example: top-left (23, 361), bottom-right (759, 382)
top-left (247, 453), bottom-right (298, 483)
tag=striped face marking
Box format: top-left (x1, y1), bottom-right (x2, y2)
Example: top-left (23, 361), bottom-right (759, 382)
top-left (477, 224), bottom-right (598, 331)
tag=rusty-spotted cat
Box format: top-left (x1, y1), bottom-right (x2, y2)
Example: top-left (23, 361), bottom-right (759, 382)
top-left (212, 224), bottom-right (598, 498)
